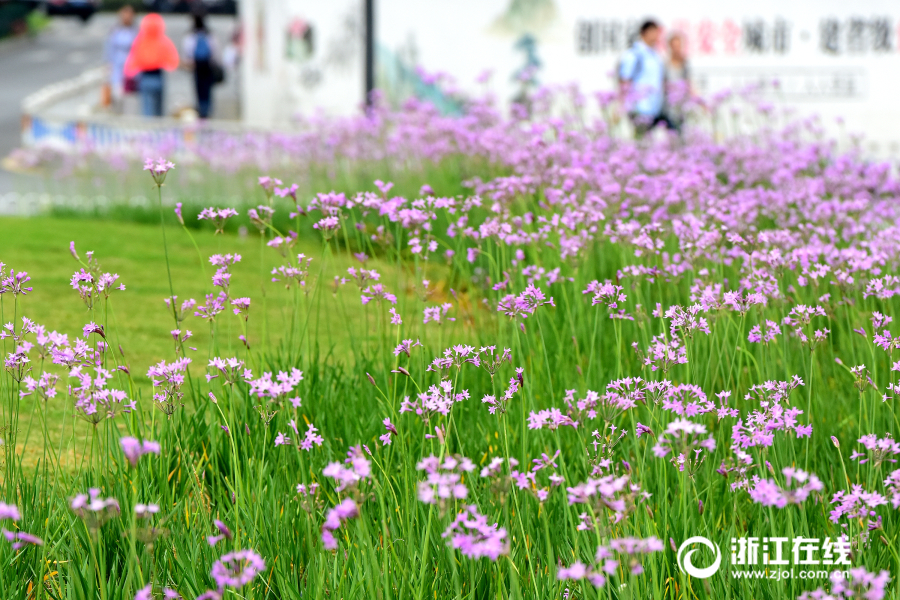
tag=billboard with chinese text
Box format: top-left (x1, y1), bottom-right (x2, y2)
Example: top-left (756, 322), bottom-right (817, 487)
top-left (376, 0), bottom-right (900, 154)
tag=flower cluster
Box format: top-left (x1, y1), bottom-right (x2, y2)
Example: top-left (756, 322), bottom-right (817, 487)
top-left (323, 445), bottom-right (372, 493)
top-left (650, 419), bottom-right (716, 477)
top-left (143, 157), bottom-right (174, 186)
top-left (147, 358), bottom-right (192, 416)
top-left (321, 498), bottom-right (358, 550)
top-left (748, 468), bottom-right (824, 508)
top-left (416, 454), bottom-right (475, 507)
top-left (71, 489), bottom-right (120, 530)
top-left (198, 207), bottom-right (239, 234)
top-left (119, 437), bottom-right (161, 467)
top-left (799, 567), bottom-right (890, 600)
top-left (0, 502), bottom-right (42, 550)
top-left (441, 505), bottom-right (509, 561)
top-left (558, 537), bottom-right (664, 587)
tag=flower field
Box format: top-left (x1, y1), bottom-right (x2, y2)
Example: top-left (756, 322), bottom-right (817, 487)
top-left (2, 93), bottom-right (900, 599)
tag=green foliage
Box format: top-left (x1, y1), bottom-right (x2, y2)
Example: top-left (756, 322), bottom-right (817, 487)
top-left (0, 159), bottom-right (897, 600)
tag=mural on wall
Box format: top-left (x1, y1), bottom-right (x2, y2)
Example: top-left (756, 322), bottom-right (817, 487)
top-left (377, 0), bottom-right (561, 112)
top-left (376, 39), bottom-right (464, 115)
top-left (488, 0), bottom-right (561, 107)
top-left (286, 18), bottom-right (314, 63)
top-left (490, 0), bottom-right (559, 38)
top-left (286, 6), bottom-right (362, 93)
top-left (324, 9), bottom-right (362, 70)
top-left (511, 33), bottom-right (542, 110)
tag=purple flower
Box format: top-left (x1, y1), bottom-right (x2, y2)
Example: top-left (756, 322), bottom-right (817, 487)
top-left (71, 488), bottom-right (120, 528)
top-left (198, 207), bottom-right (239, 234)
top-left (135, 585), bottom-right (152, 600)
top-left (322, 446), bottom-right (371, 493)
top-left (258, 176), bottom-right (282, 197)
top-left (321, 498), bottom-right (358, 550)
top-left (2, 529), bottom-right (43, 550)
top-left (134, 504), bottom-right (160, 519)
top-left (210, 549), bottom-right (266, 589)
top-left (381, 418), bottom-right (398, 446)
top-left (143, 157), bottom-right (174, 186)
top-left (558, 537), bottom-right (662, 587)
top-left (748, 468), bottom-right (823, 508)
top-left (799, 567), bottom-right (890, 600)
top-left (854, 434), bottom-right (900, 466)
top-left (207, 519), bottom-right (233, 546)
top-left (393, 338), bottom-right (422, 357)
top-left (0, 503), bottom-right (20, 521)
top-left (120, 437), bottom-right (161, 467)
top-left (441, 505), bottom-right (508, 561)
top-left (274, 183), bottom-right (298, 200)
top-left (299, 423), bottom-right (324, 451)
top-left (416, 454), bottom-right (474, 504)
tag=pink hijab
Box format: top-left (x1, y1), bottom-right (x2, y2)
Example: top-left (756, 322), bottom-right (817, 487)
top-left (124, 14), bottom-right (179, 77)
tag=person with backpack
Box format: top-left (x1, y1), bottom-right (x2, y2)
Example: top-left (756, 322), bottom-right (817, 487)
top-left (182, 13), bottom-right (222, 119)
top-left (618, 20), bottom-right (673, 137)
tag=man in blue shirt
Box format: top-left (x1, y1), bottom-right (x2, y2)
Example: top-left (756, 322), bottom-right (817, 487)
top-left (618, 20), bottom-right (673, 136)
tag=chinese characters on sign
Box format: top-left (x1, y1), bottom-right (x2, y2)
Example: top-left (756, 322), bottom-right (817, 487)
top-left (731, 537), bottom-right (852, 566)
top-left (693, 68), bottom-right (866, 99)
top-left (575, 19), bottom-right (791, 56)
top-left (819, 17), bottom-right (893, 54)
top-left (576, 17), bottom-right (898, 56)
top-left (576, 20), bottom-right (640, 54)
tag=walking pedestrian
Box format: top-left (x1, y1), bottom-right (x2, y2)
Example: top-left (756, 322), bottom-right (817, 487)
top-left (182, 13), bottom-right (221, 119)
top-left (618, 20), bottom-right (672, 136)
top-left (104, 5), bottom-right (137, 113)
top-left (663, 32), bottom-right (693, 133)
top-left (124, 13), bottom-right (179, 118)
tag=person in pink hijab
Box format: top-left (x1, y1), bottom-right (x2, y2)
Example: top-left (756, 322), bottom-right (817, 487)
top-left (124, 14), bottom-right (179, 117)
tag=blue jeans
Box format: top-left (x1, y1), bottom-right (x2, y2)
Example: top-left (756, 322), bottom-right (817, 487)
top-left (195, 61), bottom-right (214, 119)
top-left (139, 71), bottom-right (164, 117)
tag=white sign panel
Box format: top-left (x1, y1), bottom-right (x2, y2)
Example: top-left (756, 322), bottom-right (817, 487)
top-left (375, 0), bottom-right (900, 153)
top-left (240, 0), bottom-right (365, 127)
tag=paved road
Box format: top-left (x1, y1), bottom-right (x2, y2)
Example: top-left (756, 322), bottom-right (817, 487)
top-left (0, 12), bottom-right (238, 194)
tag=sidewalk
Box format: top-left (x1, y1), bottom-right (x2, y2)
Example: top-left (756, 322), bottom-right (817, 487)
top-left (55, 14), bottom-right (241, 121)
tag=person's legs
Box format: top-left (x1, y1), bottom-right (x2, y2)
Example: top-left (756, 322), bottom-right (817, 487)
top-left (139, 72), bottom-right (164, 117)
top-left (139, 74), bottom-right (153, 117)
top-left (201, 78), bottom-right (213, 118)
top-left (195, 64), bottom-right (213, 118)
top-left (155, 75), bottom-right (165, 117)
top-left (630, 113), bottom-right (653, 138)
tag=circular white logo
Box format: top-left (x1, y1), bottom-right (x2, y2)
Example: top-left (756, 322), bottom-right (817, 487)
top-left (677, 536), bottom-right (722, 579)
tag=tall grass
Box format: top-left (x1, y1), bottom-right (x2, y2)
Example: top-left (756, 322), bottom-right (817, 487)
top-left (1, 96), bottom-right (899, 600)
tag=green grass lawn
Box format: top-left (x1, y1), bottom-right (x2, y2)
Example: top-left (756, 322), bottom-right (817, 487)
top-left (1, 215), bottom-right (437, 469)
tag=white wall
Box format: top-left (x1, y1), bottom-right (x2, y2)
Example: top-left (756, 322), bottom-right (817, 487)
top-left (240, 0), bottom-right (364, 127)
top-left (243, 0), bottom-right (900, 154)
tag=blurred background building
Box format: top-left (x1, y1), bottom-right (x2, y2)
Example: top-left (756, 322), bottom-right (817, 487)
top-left (241, 0), bottom-right (900, 154)
top-left (3, 0), bottom-right (900, 175)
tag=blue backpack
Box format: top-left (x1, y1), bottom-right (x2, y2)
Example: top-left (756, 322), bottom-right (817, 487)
top-left (194, 34), bottom-right (211, 62)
